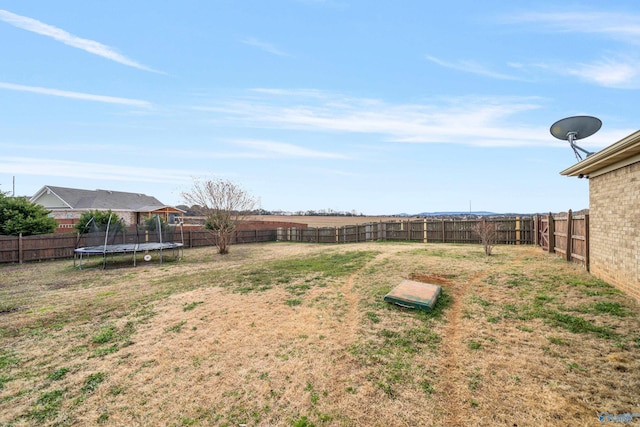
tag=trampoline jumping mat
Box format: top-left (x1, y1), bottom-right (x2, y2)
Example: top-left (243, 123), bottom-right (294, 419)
top-left (384, 279), bottom-right (442, 311)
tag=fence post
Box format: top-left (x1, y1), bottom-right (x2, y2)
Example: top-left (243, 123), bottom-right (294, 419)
top-left (566, 209), bottom-right (573, 262)
top-left (534, 214), bottom-right (539, 246)
top-left (584, 213), bottom-right (590, 271)
top-left (423, 218), bottom-right (427, 243)
top-left (19, 233), bottom-right (23, 264)
top-left (548, 212), bottom-right (555, 254)
top-left (516, 216), bottom-right (521, 245)
top-left (441, 219), bottom-right (445, 243)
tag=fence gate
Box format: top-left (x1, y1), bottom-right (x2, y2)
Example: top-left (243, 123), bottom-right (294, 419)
top-left (538, 215), bottom-right (550, 251)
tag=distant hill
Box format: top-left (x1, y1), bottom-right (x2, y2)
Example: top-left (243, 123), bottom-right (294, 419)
top-left (394, 211), bottom-right (499, 217)
top-left (414, 211), bottom-right (497, 217)
top-left (413, 210), bottom-right (588, 217)
top-left (391, 211), bottom-right (544, 217)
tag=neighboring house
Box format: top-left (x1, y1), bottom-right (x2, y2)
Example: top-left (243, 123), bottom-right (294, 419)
top-left (561, 130), bottom-right (640, 303)
top-left (31, 185), bottom-right (185, 230)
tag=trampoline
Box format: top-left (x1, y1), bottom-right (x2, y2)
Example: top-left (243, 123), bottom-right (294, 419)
top-left (74, 242), bottom-right (184, 269)
top-left (74, 214), bottom-right (184, 269)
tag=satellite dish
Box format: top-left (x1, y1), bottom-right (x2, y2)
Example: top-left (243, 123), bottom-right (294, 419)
top-left (550, 115), bottom-right (602, 161)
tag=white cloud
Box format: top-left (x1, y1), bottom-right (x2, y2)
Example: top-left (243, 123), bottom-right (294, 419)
top-left (528, 55), bottom-right (640, 89)
top-left (0, 137), bottom-right (341, 162)
top-left (0, 157), bottom-right (199, 184)
top-left (199, 90), bottom-right (556, 148)
top-left (569, 57), bottom-right (640, 88)
top-left (0, 9), bottom-right (160, 72)
top-left (230, 139), bottom-right (346, 159)
top-left (507, 11), bottom-right (640, 44)
top-left (249, 88), bottom-right (331, 99)
top-left (0, 82), bottom-right (152, 108)
top-left (425, 56), bottom-right (522, 81)
top-left (241, 37), bottom-right (291, 57)
top-left (502, 10), bottom-right (640, 88)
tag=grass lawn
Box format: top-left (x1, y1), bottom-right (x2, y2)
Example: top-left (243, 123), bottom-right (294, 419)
top-left (1, 242), bottom-right (638, 426)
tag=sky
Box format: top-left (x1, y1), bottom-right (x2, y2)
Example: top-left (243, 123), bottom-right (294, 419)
top-left (1, 1), bottom-right (639, 215)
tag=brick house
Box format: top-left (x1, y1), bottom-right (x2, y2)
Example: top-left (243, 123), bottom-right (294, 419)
top-left (561, 130), bottom-right (640, 302)
top-left (30, 185), bottom-right (185, 231)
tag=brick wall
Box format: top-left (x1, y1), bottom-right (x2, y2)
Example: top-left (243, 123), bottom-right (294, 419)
top-left (55, 218), bottom-right (78, 233)
top-left (589, 161), bottom-right (640, 302)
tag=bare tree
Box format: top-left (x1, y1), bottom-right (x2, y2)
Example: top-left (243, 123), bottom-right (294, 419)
top-left (182, 178), bottom-right (257, 255)
top-left (473, 219), bottom-right (499, 256)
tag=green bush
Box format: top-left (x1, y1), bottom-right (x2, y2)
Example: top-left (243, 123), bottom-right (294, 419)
top-left (144, 215), bottom-right (169, 231)
top-left (0, 195), bottom-right (58, 236)
top-left (75, 210), bottom-right (124, 233)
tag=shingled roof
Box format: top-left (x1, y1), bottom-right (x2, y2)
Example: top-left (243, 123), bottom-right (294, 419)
top-left (31, 185), bottom-right (168, 211)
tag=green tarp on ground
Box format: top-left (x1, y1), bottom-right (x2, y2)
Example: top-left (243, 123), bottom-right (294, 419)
top-left (384, 279), bottom-right (441, 311)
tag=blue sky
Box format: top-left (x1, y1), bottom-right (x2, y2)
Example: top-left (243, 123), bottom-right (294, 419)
top-left (1, 1), bottom-right (639, 215)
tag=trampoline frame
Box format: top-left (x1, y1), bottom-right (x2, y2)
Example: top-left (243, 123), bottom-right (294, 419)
top-left (74, 214), bottom-right (184, 269)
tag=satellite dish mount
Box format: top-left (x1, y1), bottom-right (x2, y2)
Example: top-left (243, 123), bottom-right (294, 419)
top-left (550, 115), bottom-right (602, 161)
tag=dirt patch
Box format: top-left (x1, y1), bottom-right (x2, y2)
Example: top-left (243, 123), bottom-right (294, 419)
top-left (46, 281), bottom-right (74, 290)
top-left (409, 273), bottom-right (452, 285)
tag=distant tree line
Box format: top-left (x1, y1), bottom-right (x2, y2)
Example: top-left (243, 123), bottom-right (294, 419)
top-left (175, 205), bottom-right (364, 217)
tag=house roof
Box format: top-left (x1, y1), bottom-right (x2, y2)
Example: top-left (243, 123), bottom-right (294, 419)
top-left (560, 130), bottom-right (640, 178)
top-left (31, 185), bottom-right (176, 212)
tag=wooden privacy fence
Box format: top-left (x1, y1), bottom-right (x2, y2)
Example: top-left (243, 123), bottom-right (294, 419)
top-left (0, 228), bottom-right (277, 264)
top-left (278, 217), bottom-right (534, 245)
top-left (1, 218), bottom-right (534, 265)
top-left (1, 215), bottom-right (592, 270)
top-left (536, 210), bottom-right (589, 270)
top-left (0, 233), bottom-right (79, 264)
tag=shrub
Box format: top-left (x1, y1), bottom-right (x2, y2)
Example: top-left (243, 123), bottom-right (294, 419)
top-left (0, 195), bottom-right (57, 236)
top-left (75, 210), bottom-right (124, 233)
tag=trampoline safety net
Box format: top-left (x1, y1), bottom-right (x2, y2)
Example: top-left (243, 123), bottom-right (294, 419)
top-left (74, 214), bottom-right (184, 269)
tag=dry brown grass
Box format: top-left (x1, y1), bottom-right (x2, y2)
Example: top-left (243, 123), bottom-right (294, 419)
top-left (1, 242), bottom-right (639, 426)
